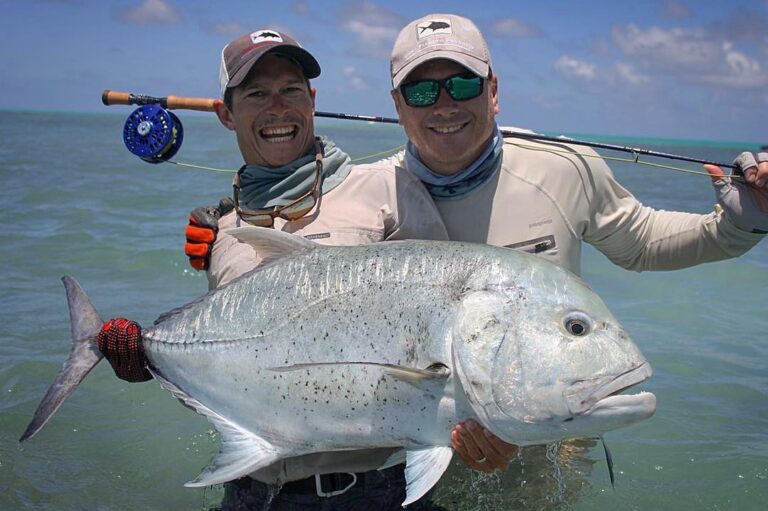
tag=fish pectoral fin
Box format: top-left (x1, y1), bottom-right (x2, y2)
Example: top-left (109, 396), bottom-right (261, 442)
top-left (269, 362), bottom-right (449, 379)
top-left (150, 370), bottom-right (282, 487)
top-left (403, 446), bottom-right (453, 506)
top-left (228, 226), bottom-right (317, 265)
top-left (269, 362), bottom-right (449, 389)
top-left (381, 363), bottom-right (450, 390)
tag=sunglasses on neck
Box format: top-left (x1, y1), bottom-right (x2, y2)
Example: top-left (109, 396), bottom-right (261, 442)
top-left (399, 72), bottom-right (485, 108)
top-left (233, 138), bottom-right (323, 228)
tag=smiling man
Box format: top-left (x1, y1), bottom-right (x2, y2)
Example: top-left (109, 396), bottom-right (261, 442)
top-left (194, 29), bottom-right (449, 289)
top-left (389, 12), bottom-right (767, 475)
top-left (219, 55), bottom-right (315, 165)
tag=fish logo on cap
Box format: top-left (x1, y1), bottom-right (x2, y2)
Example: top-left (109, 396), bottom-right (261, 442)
top-left (251, 30), bottom-right (283, 44)
top-left (417, 19), bottom-right (452, 38)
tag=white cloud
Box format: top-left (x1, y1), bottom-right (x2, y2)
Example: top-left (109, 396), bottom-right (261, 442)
top-left (338, 1), bottom-right (403, 59)
top-left (615, 62), bottom-right (650, 85)
top-left (490, 18), bottom-right (542, 39)
top-left (700, 43), bottom-right (768, 89)
top-left (554, 56), bottom-right (597, 82)
top-left (343, 66), bottom-right (370, 91)
top-left (114, 0), bottom-right (184, 26)
top-left (612, 25), bottom-right (718, 71)
top-left (555, 57), bottom-right (652, 91)
top-left (612, 24), bottom-right (768, 89)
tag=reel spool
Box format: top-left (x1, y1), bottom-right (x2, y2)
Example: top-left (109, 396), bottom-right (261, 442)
top-left (122, 104), bottom-right (184, 163)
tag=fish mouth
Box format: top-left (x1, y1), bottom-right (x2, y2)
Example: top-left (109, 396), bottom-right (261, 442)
top-left (566, 362), bottom-right (655, 417)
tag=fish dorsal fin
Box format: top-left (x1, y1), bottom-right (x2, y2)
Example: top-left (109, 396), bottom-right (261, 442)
top-left (228, 226), bottom-right (318, 265)
top-left (150, 369), bottom-right (282, 486)
top-left (402, 446), bottom-right (453, 505)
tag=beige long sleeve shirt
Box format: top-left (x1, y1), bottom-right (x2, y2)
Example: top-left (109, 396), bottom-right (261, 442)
top-left (208, 160), bottom-right (449, 289)
top-left (397, 137), bottom-right (763, 276)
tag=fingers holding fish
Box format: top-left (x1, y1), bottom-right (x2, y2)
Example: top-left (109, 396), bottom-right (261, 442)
top-left (451, 419), bottom-right (519, 472)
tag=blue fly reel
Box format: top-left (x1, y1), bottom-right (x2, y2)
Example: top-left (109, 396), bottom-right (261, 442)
top-left (122, 104), bottom-right (184, 163)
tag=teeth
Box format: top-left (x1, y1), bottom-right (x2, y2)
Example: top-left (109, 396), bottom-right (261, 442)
top-left (432, 124), bottom-right (464, 134)
top-left (261, 126), bottom-right (296, 142)
top-left (264, 134), bottom-right (293, 143)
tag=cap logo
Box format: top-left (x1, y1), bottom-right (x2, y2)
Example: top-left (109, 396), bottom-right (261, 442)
top-left (250, 30), bottom-right (283, 44)
top-left (417, 19), bottom-right (452, 38)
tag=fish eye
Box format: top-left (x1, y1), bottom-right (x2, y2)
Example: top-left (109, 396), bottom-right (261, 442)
top-left (564, 312), bottom-right (592, 337)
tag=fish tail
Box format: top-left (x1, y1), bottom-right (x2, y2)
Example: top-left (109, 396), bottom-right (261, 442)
top-left (19, 276), bottom-right (105, 442)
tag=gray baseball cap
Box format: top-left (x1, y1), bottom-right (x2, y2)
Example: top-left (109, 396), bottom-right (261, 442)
top-left (390, 14), bottom-right (492, 89)
top-left (219, 29), bottom-right (321, 97)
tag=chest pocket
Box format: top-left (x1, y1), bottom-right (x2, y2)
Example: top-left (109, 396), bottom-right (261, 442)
top-left (304, 227), bottom-right (383, 247)
top-left (504, 235), bottom-right (557, 254)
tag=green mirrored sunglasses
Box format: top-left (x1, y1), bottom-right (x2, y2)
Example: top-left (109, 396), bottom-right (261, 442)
top-left (400, 72), bottom-right (484, 107)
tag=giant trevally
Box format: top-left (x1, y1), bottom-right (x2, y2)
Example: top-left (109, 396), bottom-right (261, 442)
top-left (20, 226), bottom-right (656, 505)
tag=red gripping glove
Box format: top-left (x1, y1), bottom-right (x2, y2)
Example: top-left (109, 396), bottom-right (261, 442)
top-left (96, 318), bottom-right (153, 382)
top-left (184, 198), bottom-right (234, 271)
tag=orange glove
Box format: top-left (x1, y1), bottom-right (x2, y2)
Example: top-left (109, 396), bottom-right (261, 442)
top-left (184, 198), bottom-right (234, 270)
top-left (96, 318), bottom-right (152, 382)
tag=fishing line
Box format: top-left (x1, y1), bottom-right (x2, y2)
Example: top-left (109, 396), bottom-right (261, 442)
top-left (350, 145), bottom-right (406, 163)
top-left (149, 141), bottom-right (732, 179)
top-left (148, 145), bottom-right (405, 174)
top-left (162, 160), bottom-right (234, 173)
top-left (503, 140), bottom-right (743, 180)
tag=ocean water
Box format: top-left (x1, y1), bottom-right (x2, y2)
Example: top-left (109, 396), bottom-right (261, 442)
top-left (0, 111), bottom-right (766, 510)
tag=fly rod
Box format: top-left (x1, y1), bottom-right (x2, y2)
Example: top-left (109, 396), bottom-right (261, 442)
top-left (102, 89), bottom-right (740, 171)
top-left (314, 111), bottom-right (740, 171)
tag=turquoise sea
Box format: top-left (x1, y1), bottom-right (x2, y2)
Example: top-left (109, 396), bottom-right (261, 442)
top-left (0, 111), bottom-right (766, 510)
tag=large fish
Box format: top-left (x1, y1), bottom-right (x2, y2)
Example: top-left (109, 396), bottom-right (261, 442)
top-left (20, 227), bottom-right (656, 505)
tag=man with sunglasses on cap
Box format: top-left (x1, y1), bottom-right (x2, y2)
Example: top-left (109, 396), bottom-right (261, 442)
top-left (96, 29), bottom-right (449, 510)
top-left (388, 13), bottom-right (767, 477)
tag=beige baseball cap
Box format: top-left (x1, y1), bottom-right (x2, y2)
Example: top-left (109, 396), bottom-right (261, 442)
top-left (219, 29), bottom-right (321, 97)
top-left (390, 14), bottom-right (492, 88)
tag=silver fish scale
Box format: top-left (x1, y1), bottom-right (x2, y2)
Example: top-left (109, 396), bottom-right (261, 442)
top-left (144, 241), bottom-right (494, 347)
top-left (140, 241), bottom-right (504, 448)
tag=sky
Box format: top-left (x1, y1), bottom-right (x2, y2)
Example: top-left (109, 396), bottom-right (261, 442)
top-left (1, 0), bottom-right (767, 143)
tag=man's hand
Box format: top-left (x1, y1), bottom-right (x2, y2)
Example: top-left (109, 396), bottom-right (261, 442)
top-left (705, 152), bottom-right (768, 234)
top-left (185, 198), bottom-right (234, 270)
top-left (451, 419), bottom-right (520, 473)
top-left (96, 318), bottom-right (152, 382)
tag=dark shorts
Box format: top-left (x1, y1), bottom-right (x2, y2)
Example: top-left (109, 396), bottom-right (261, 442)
top-left (217, 464), bottom-right (447, 511)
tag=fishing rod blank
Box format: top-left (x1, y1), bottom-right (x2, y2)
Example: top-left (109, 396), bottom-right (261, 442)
top-left (103, 90), bottom-right (740, 171)
top-left (314, 111), bottom-right (737, 171)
